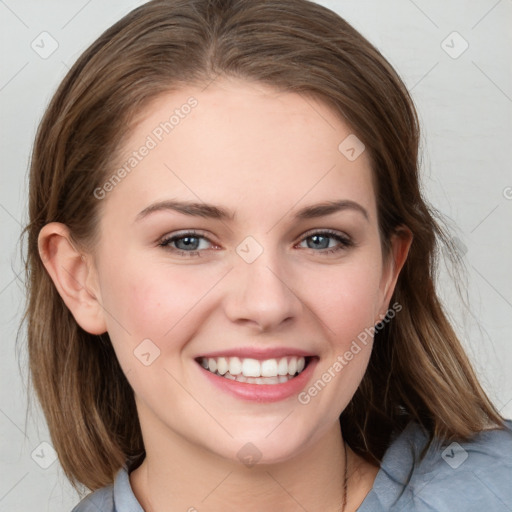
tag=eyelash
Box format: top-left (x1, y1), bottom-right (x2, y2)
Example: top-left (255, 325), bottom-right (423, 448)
top-left (158, 229), bottom-right (353, 258)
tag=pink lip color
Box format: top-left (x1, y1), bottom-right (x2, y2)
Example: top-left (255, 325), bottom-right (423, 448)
top-left (196, 357), bottom-right (318, 403)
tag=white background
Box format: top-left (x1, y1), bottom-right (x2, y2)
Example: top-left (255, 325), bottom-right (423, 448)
top-left (0, 0), bottom-right (511, 510)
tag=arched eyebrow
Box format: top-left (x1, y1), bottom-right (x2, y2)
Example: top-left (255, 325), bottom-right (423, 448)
top-left (135, 200), bottom-right (232, 222)
top-left (295, 200), bottom-right (368, 221)
top-left (134, 199), bottom-right (368, 223)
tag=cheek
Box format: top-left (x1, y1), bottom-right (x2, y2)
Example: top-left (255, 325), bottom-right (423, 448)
top-left (98, 252), bottom-right (224, 350)
top-left (294, 258), bottom-right (381, 418)
top-left (299, 255), bottom-right (383, 344)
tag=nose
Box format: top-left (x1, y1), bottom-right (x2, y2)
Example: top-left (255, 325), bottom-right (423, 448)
top-left (222, 245), bottom-right (303, 332)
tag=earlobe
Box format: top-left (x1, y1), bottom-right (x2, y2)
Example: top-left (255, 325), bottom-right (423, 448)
top-left (38, 222), bottom-right (107, 335)
top-left (377, 227), bottom-right (413, 320)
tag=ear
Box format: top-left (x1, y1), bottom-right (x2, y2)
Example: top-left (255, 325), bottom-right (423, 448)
top-left (38, 222), bottom-right (107, 335)
top-left (376, 226), bottom-right (413, 321)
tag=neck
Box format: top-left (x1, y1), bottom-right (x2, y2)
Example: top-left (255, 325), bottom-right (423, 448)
top-left (130, 407), bottom-right (378, 512)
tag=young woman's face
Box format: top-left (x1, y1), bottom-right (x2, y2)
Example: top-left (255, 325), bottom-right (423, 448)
top-left (88, 78), bottom-right (404, 464)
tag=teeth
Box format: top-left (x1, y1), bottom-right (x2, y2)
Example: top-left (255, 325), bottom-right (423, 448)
top-left (277, 357), bottom-right (289, 376)
top-left (216, 357), bottom-right (229, 375)
top-left (242, 358), bottom-right (261, 377)
top-left (261, 359), bottom-right (278, 377)
top-left (220, 374), bottom-right (293, 384)
top-left (228, 357), bottom-right (242, 376)
top-left (198, 355), bottom-right (308, 379)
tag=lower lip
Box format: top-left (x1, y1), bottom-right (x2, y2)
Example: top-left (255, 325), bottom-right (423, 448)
top-left (196, 358), bottom-right (318, 403)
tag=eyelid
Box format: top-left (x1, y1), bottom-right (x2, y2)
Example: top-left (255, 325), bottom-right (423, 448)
top-left (158, 229), bottom-right (218, 248)
top-left (300, 227), bottom-right (347, 237)
top-left (297, 228), bottom-right (352, 244)
top-left (158, 228), bottom-right (354, 256)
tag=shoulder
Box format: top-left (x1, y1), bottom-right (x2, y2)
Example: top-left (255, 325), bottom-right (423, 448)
top-left (359, 419), bottom-right (512, 512)
top-left (71, 483), bottom-right (114, 512)
top-left (71, 466), bottom-right (143, 512)
top-left (407, 419), bottom-right (512, 511)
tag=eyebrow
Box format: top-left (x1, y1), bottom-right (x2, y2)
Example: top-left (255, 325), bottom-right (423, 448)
top-left (134, 199), bottom-right (369, 223)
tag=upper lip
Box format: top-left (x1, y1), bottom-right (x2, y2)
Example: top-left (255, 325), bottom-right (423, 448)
top-left (195, 347), bottom-right (317, 361)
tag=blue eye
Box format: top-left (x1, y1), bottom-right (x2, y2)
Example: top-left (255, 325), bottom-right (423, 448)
top-left (159, 231), bottom-right (212, 256)
top-left (298, 230), bottom-right (353, 254)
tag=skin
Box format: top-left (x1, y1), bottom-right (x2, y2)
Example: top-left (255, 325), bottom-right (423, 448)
top-left (39, 77), bottom-right (412, 511)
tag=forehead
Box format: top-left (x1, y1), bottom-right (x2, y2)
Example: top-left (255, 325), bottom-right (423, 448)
top-left (102, 77), bottom-right (375, 223)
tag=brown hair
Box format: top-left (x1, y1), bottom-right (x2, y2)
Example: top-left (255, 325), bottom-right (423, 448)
top-left (20, 0), bottom-right (505, 492)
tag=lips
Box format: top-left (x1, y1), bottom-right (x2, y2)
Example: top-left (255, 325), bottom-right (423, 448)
top-left (195, 354), bottom-right (319, 402)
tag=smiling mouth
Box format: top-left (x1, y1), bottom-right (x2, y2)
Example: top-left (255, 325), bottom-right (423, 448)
top-left (195, 355), bottom-right (314, 385)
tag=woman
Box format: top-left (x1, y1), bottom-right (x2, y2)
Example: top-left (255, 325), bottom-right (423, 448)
top-left (22, 0), bottom-right (511, 510)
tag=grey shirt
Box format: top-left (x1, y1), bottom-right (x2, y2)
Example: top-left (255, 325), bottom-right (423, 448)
top-left (72, 419), bottom-right (512, 511)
